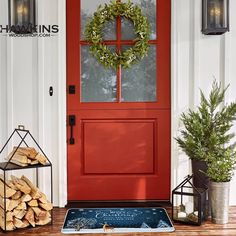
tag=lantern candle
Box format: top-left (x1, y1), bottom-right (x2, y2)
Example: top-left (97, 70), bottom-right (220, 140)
top-left (185, 201), bottom-right (194, 214)
top-left (178, 212), bottom-right (187, 218)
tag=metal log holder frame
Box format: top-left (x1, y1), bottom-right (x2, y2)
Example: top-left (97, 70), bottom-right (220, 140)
top-left (0, 126), bottom-right (53, 232)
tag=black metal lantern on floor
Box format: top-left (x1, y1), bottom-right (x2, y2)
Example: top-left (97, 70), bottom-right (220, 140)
top-left (202, 0), bottom-right (229, 35)
top-left (9, 0), bottom-right (36, 34)
top-left (172, 175), bottom-right (208, 226)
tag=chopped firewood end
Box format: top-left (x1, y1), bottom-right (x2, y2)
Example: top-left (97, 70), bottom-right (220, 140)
top-left (0, 175), bottom-right (52, 231)
top-left (5, 147), bottom-right (48, 167)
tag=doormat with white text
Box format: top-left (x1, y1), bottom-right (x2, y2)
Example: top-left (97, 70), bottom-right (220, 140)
top-left (61, 207), bottom-right (175, 234)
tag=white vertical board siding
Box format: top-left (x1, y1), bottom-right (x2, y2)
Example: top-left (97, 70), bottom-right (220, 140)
top-left (12, 38), bottom-right (38, 132)
top-left (171, 0), bottom-right (192, 192)
top-left (172, 0), bottom-right (236, 205)
top-left (0, 0), bottom-right (67, 206)
top-left (227, 0), bottom-right (236, 205)
top-left (36, 0), bottom-right (67, 206)
top-left (0, 0), bottom-right (8, 148)
top-left (37, 0), bottom-right (60, 206)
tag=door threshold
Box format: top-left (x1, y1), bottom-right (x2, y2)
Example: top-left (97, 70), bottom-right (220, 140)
top-left (66, 200), bottom-right (171, 208)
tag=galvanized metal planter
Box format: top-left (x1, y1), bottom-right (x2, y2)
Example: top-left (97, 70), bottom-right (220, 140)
top-left (210, 181), bottom-right (230, 224)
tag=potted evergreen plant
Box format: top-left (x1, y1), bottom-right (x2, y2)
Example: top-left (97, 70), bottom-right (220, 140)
top-left (176, 81), bottom-right (236, 223)
top-left (206, 148), bottom-right (236, 224)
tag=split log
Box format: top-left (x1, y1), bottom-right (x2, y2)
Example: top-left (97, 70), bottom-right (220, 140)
top-left (13, 209), bottom-right (26, 219)
top-left (0, 219), bottom-right (15, 231)
top-left (32, 207), bottom-right (49, 220)
top-left (24, 207), bottom-right (35, 227)
top-left (0, 197), bottom-right (20, 211)
top-left (15, 201), bottom-right (27, 210)
top-left (32, 207), bottom-right (43, 217)
top-left (8, 159), bottom-right (28, 167)
top-left (22, 219), bottom-right (30, 228)
top-left (21, 175), bottom-right (41, 199)
top-left (21, 194), bottom-right (32, 202)
top-left (30, 160), bottom-right (39, 165)
top-left (36, 212), bottom-right (51, 225)
top-left (13, 217), bottom-right (30, 228)
top-left (0, 174), bottom-right (52, 231)
top-left (35, 153), bottom-right (47, 165)
top-left (11, 191), bottom-right (22, 200)
top-left (0, 176), bottom-right (17, 198)
top-left (12, 147), bottom-right (38, 160)
top-left (0, 207), bottom-right (13, 221)
top-left (39, 202), bottom-right (53, 211)
top-left (38, 192), bottom-right (47, 204)
top-left (6, 147), bottom-right (47, 167)
top-left (6, 180), bottom-right (18, 190)
top-left (11, 175), bottom-right (31, 194)
top-left (7, 199), bottom-right (20, 211)
top-left (28, 199), bottom-right (38, 207)
top-left (7, 150), bottom-right (29, 164)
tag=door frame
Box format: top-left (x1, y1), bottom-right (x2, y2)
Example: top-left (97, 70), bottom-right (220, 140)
top-left (56, 0), bottom-right (67, 207)
top-left (57, 0), bottom-right (181, 206)
top-left (66, 0), bottom-right (171, 202)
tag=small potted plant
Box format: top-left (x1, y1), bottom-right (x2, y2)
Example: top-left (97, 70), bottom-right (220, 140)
top-left (206, 148), bottom-right (236, 224)
top-left (176, 81), bottom-right (236, 222)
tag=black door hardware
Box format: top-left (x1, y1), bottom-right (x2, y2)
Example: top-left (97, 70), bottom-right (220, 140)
top-left (69, 85), bottom-right (76, 94)
top-left (69, 115), bottom-right (76, 145)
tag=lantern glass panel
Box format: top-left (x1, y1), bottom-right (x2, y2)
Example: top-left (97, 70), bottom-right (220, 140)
top-left (207, 0), bottom-right (226, 28)
top-left (172, 175), bottom-right (208, 225)
top-left (9, 0), bottom-right (35, 34)
top-left (172, 187), bottom-right (200, 224)
top-left (202, 0), bottom-right (229, 35)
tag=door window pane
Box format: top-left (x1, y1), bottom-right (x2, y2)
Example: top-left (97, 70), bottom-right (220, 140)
top-left (121, 45), bottom-right (157, 102)
top-left (81, 46), bottom-right (117, 102)
top-left (121, 0), bottom-right (157, 40)
top-left (121, 17), bottom-right (136, 40)
top-left (81, 0), bottom-right (116, 40)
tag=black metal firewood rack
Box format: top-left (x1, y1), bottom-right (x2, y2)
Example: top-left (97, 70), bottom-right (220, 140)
top-left (0, 126), bottom-right (53, 232)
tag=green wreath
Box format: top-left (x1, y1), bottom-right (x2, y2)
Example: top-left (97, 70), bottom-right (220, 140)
top-left (85, 0), bottom-right (151, 69)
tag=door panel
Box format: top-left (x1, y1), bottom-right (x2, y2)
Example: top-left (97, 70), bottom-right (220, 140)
top-left (83, 120), bottom-right (155, 174)
top-left (67, 0), bottom-right (171, 201)
top-left (67, 110), bottom-right (170, 201)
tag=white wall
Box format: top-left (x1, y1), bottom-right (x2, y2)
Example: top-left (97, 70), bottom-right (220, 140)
top-left (172, 0), bottom-right (236, 205)
top-left (0, 0), bottom-right (236, 206)
top-left (0, 0), bottom-right (66, 207)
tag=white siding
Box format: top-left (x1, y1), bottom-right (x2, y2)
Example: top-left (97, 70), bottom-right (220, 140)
top-left (0, 0), bottom-right (66, 207)
top-left (172, 0), bottom-right (236, 205)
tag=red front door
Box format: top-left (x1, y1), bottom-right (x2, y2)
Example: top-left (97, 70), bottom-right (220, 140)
top-left (67, 0), bottom-right (171, 201)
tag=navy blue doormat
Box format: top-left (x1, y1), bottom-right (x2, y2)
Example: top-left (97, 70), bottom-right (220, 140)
top-left (61, 208), bottom-right (175, 234)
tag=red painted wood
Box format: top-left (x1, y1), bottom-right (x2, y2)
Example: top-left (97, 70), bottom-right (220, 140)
top-left (83, 120), bottom-right (155, 174)
top-left (68, 110), bottom-right (170, 200)
top-left (67, 0), bottom-right (171, 201)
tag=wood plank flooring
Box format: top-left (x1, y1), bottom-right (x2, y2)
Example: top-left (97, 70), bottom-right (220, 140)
top-left (1, 207), bottom-right (236, 236)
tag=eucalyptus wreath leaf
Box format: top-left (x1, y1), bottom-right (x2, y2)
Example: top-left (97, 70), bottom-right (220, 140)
top-left (85, 0), bottom-right (151, 69)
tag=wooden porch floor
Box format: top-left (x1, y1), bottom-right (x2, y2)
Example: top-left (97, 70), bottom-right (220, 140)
top-left (1, 207), bottom-right (236, 236)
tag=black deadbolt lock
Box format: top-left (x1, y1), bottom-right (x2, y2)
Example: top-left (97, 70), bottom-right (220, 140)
top-left (69, 85), bottom-right (76, 94)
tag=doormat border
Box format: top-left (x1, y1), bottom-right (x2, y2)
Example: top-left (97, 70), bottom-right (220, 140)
top-left (61, 207), bottom-right (175, 234)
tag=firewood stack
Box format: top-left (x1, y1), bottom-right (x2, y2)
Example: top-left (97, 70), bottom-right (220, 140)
top-left (6, 147), bottom-right (48, 167)
top-left (0, 175), bottom-right (52, 231)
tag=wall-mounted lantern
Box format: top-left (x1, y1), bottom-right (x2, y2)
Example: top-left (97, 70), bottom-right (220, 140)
top-left (202, 0), bottom-right (229, 35)
top-left (9, 0), bottom-right (36, 34)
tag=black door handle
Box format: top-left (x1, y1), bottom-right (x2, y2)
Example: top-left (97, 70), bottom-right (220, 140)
top-left (69, 115), bottom-right (76, 145)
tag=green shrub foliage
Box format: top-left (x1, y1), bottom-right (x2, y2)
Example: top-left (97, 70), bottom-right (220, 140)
top-left (176, 81), bottom-right (236, 182)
